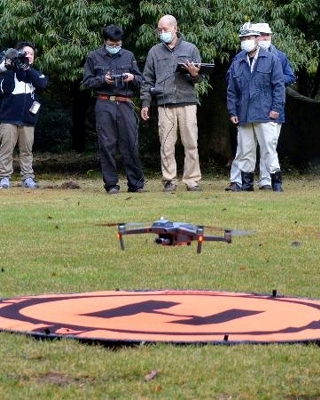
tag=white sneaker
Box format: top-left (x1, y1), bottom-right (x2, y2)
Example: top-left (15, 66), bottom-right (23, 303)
top-left (0, 177), bottom-right (10, 189)
top-left (23, 177), bottom-right (38, 189)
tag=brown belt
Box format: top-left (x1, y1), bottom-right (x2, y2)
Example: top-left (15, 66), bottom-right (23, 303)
top-left (97, 94), bottom-right (131, 102)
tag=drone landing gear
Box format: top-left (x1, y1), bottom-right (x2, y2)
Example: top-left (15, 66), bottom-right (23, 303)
top-left (117, 223), bottom-right (126, 250)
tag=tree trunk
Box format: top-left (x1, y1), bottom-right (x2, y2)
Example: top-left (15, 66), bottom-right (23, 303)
top-left (197, 61), bottom-right (233, 167)
top-left (278, 87), bottom-right (320, 166)
top-left (70, 81), bottom-right (90, 153)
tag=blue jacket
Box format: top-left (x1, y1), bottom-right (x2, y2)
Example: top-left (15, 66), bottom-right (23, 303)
top-left (227, 48), bottom-right (285, 125)
top-left (0, 67), bottom-right (48, 126)
top-left (269, 44), bottom-right (296, 87)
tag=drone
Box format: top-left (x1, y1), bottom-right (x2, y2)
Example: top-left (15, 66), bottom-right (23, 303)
top-left (100, 217), bottom-right (250, 254)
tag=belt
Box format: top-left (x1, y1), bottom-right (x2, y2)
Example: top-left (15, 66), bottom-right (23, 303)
top-left (97, 94), bottom-right (131, 102)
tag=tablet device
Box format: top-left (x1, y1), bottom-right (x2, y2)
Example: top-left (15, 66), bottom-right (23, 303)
top-left (176, 62), bottom-right (215, 75)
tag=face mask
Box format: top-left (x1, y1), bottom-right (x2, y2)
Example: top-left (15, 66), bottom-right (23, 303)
top-left (106, 45), bottom-right (121, 55)
top-left (240, 39), bottom-right (257, 53)
top-left (259, 40), bottom-right (271, 50)
top-left (159, 32), bottom-right (173, 44)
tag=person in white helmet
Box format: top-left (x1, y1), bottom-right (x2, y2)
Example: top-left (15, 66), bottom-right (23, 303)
top-left (226, 22), bottom-right (295, 192)
top-left (227, 23), bottom-right (285, 192)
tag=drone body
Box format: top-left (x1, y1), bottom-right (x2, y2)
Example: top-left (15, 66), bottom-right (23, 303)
top-left (116, 218), bottom-right (232, 254)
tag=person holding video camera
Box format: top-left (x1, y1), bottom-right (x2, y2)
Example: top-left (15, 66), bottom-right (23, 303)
top-left (82, 24), bottom-right (144, 194)
top-left (140, 14), bottom-right (203, 192)
top-left (0, 41), bottom-right (48, 189)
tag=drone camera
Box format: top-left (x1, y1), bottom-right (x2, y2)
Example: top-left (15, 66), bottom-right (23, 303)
top-left (155, 237), bottom-right (171, 245)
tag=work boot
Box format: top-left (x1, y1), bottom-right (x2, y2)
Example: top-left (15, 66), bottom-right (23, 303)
top-left (241, 172), bottom-right (254, 191)
top-left (271, 171), bottom-right (283, 192)
top-left (225, 182), bottom-right (241, 192)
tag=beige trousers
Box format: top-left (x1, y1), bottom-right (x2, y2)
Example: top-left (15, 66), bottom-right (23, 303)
top-left (0, 123), bottom-right (35, 179)
top-left (158, 105), bottom-right (201, 187)
top-left (237, 122), bottom-right (281, 174)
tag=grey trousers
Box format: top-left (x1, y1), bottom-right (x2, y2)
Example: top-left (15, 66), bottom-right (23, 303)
top-left (0, 123), bottom-right (35, 180)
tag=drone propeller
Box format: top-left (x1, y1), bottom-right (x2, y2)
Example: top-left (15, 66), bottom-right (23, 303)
top-left (203, 225), bottom-right (255, 237)
top-left (96, 222), bottom-right (149, 228)
top-left (226, 229), bottom-right (256, 237)
top-left (96, 222), bottom-right (120, 227)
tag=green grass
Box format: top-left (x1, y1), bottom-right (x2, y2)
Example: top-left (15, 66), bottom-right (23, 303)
top-left (0, 174), bottom-right (320, 399)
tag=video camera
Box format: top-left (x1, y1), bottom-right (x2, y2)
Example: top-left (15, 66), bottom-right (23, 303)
top-left (1, 48), bottom-right (29, 70)
top-left (110, 73), bottom-right (128, 86)
top-left (110, 73), bottom-right (128, 80)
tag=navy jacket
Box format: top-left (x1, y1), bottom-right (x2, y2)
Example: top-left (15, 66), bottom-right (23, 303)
top-left (227, 48), bottom-right (285, 125)
top-left (269, 44), bottom-right (296, 87)
top-left (0, 67), bottom-right (48, 126)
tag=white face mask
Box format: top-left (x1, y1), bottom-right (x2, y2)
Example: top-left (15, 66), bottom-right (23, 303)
top-left (241, 39), bottom-right (257, 53)
top-left (159, 32), bottom-right (173, 44)
top-left (105, 45), bottom-right (121, 55)
top-left (259, 40), bottom-right (271, 50)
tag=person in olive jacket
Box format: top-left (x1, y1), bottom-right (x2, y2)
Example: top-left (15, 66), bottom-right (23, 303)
top-left (140, 15), bottom-right (203, 192)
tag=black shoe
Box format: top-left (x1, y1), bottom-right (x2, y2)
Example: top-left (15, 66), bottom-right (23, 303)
top-left (225, 182), bottom-right (241, 192)
top-left (271, 171), bottom-right (283, 192)
top-left (163, 181), bottom-right (177, 192)
top-left (128, 187), bottom-right (144, 193)
top-left (259, 185), bottom-right (272, 190)
top-left (241, 172), bottom-right (254, 191)
top-left (107, 187), bottom-right (120, 195)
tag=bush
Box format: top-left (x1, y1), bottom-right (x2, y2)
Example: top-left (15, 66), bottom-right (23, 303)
top-left (34, 94), bottom-right (72, 153)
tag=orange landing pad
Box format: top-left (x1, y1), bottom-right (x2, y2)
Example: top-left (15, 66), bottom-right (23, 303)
top-left (0, 290), bottom-right (320, 345)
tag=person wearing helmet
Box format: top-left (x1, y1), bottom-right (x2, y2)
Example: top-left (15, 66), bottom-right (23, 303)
top-left (227, 23), bottom-right (285, 192)
top-left (226, 22), bottom-right (295, 192)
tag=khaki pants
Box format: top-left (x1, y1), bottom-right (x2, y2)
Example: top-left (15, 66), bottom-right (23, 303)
top-left (0, 123), bottom-right (35, 179)
top-left (230, 123), bottom-right (282, 187)
top-left (238, 122), bottom-right (281, 174)
top-left (158, 105), bottom-right (201, 188)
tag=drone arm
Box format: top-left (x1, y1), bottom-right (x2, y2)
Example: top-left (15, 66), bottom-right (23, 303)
top-left (117, 224), bottom-right (152, 250)
top-left (120, 227), bottom-right (152, 235)
top-left (202, 230), bottom-right (232, 244)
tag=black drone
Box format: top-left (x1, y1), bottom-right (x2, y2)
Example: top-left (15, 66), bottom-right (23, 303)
top-left (100, 217), bottom-right (252, 254)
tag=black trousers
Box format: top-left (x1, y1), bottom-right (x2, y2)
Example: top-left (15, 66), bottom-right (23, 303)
top-left (95, 99), bottom-right (144, 191)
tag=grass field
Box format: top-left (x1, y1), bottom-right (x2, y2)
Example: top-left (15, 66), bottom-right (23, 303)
top-left (0, 172), bottom-right (319, 399)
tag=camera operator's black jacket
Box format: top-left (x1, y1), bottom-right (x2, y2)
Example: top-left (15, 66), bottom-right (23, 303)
top-left (82, 46), bottom-right (142, 96)
top-left (0, 67), bottom-right (48, 126)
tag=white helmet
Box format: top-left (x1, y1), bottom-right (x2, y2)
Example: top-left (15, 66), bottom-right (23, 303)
top-left (238, 22), bottom-right (261, 38)
top-left (252, 22), bottom-right (272, 34)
